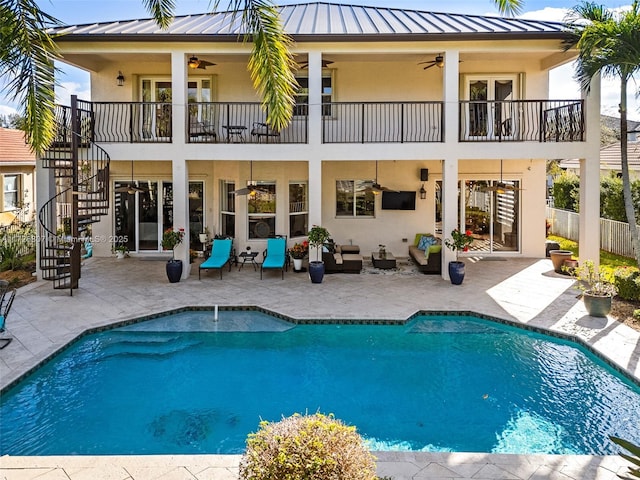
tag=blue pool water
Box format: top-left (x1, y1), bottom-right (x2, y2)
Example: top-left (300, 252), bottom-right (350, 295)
top-left (1, 311), bottom-right (640, 456)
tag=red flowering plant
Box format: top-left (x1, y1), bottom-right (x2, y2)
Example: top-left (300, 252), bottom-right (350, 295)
top-left (161, 227), bottom-right (185, 261)
top-left (444, 229), bottom-right (474, 260)
top-left (290, 240), bottom-right (309, 259)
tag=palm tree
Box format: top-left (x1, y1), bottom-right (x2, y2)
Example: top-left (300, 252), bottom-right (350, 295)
top-left (1, 0), bottom-right (523, 153)
top-left (565, 1), bottom-right (640, 266)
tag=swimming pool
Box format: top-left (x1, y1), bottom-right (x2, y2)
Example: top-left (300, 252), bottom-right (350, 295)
top-left (1, 310), bottom-right (639, 455)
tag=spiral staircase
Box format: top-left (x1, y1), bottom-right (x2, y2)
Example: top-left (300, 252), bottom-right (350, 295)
top-left (38, 96), bottom-right (110, 295)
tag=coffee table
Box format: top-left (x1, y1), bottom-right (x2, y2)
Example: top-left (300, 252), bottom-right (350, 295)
top-left (371, 251), bottom-right (396, 269)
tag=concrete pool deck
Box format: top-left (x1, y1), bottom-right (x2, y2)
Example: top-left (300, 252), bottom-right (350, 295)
top-left (1, 255), bottom-right (639, 479)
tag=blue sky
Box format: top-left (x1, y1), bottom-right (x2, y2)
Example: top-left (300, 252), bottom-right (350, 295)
top-left (1, 0), bottom-right (638, 120)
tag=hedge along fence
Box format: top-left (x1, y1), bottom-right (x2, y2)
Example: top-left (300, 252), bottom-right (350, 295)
top-left (0, 219), bottom-right (36, 269)
top-left (546, 206), bottom-right (640, 259)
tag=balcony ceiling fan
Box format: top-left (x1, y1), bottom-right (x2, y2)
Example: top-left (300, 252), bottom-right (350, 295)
top-left (366, 160), bottom-right (396, 195)
top-left (297, 57), bottom-right (334, 69)
top-left (231, 161), bottom-right (269, 197)
top-left (188, 55), bottom-right (215, 70)
top-left (114, 160), bottom-right (147, 194)
top-left (418, 54), bottom-right (444, 70)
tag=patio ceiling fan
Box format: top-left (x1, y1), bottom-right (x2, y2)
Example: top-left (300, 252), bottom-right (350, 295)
top-left (231, 161), bottom-right (268, 197)
top-left (298, 58), bottom-right (334, 69)
top-left (481, 159), bottom-right (523, 193)
top-left (366, 160), bottom-right (396, 195)
top-left (114, 160), bottom-right (147, 194)
top-left (187, 55), bottom-right (215, 70)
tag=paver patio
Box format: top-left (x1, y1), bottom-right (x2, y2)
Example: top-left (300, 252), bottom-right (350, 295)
top-left (1, 254), bottom-right (639, 479)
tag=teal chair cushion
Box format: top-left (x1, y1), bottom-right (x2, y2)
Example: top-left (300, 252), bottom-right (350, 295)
top-left (201, 239), bottom-right (232, 269)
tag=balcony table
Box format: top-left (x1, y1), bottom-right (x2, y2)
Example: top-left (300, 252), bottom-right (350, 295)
top-left (223, 125), bottom-right (247, 143)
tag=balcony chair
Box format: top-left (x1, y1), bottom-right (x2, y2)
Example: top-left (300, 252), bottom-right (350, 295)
top-left (0, 282), bottom-right (16, 349)
top-left (189, 121), bottom-right (217, 142)
top-left (250, 122), bottom-right (280, 143)
top-left (199, 238), bottom-right (233, 279)
top-left (261, 237), bottom-right (287, 279)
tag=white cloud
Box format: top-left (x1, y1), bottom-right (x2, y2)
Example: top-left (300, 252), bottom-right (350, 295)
top-left (55, 81), bottom-right (91, 106)
top-left (0, 104), bottom-right (18, 117)
top-left (520, 7), bottom-right (568, 22)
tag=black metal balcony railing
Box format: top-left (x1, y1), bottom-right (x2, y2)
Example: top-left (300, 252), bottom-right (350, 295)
top-left (322, 102), bottom-right (444, 143)
top-left (458, 99), bottom-right (584, 142)
top-left (187, 102), bottom-right (308, 144)
top-left (78, 99), bottom-right (583, 145)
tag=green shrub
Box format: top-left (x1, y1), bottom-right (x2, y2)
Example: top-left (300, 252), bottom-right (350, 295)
top-left (239, 413), bottom-right (377, 480)
top-left (552, 171), bottom-right (579, 211)
top-left (613, 266), bottom-right (640, 301)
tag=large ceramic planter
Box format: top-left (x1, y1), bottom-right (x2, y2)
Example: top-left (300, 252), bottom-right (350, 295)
top-left (308, 261), bottom-right (325, 283)
top-left (166, 259), bottom-right (183, 283)
top-left (549, 250), bottom-right (573, 273)
top-left (583, 291), bottom-right (612, 317)
top-left (448, 261), bottom-right (465, 285)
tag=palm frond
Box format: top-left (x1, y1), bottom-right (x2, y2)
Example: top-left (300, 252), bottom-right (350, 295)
top-left (492, 0), bottom-right (523, 16)
top-left (244, 0), bottom-right (296, 131)
top-left (142, 0), bottom-right (176, 29)
top-left (0, 0), bottom-right (61, 153)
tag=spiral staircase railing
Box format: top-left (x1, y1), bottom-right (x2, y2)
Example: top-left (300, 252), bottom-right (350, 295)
top-left (38, 96), bottom-right (110, 294)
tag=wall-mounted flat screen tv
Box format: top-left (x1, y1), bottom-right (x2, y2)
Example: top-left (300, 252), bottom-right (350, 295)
top-left (381, 191), bottom-right (416, 210)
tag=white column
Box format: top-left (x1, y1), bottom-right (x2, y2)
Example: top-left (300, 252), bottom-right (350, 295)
top-left (441, 50), bottom-right (460, 280)
top-left (307, 51), bottom-right (322, 228)
top-left (442, 158), bottom-right (459, 279)
top-left (171, 51), bottom-right (190, 277)
top-left (35, 159), bottom-right (56, 280)
top-left (579, 74), bottom-right (601, 266)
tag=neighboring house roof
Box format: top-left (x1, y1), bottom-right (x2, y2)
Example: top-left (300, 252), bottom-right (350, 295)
top-left (601, 115), bottom-right (640, 135)
top-left (0, 128), bottom-right (35, 166)
top-left (560, 141), bottom-right (640, 171)
top-left (51, 2), bottom-right (568, 41)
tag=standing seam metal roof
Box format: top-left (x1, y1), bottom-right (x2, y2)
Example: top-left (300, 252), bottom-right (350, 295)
top-left (51, 2), bottom-right (568, 39)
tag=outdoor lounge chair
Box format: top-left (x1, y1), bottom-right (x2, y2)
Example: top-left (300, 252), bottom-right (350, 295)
top-left (199, 238), bottom-right (233, 279)
top-left (261, 237), bottom-right (286, 279)
top-left (0, 282), bottom-right (16, 349)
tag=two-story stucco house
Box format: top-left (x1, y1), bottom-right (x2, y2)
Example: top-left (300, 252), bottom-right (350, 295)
top-left (38, 2), bottom-right (601, 289)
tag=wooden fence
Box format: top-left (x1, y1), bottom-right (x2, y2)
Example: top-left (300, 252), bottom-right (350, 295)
top-left (546, 206), bottom-right (638, 258)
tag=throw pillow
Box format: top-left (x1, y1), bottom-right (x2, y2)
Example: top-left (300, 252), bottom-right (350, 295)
top-left (417, 235), bottom-right (435, 251)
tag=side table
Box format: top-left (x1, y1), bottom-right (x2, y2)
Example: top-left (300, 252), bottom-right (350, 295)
top-left (238, 251), bottom-right (259, 271)
top-left (371, 251), bottom-right (396, 269)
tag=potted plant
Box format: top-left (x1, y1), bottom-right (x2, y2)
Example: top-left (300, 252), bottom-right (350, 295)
top-left (290, 240), bottom-right (309, 272)
top-left (112, 244), bottom-right (129, 259)
top-left (307, 225), bottom-right (330, 283)
top-left (199, 227), bottom-right (210, 245)
top-left (570, 259), bottom-right (617, 317)
top-left (444, 229), bottom-right (473, 285)
top-left (161, 227), bottom-right (185, 283)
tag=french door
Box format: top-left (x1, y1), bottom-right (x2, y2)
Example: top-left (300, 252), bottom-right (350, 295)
top-left (465, 76), bottom-right (517, 140)
top-left (141, 78), bottom-right (212, 140)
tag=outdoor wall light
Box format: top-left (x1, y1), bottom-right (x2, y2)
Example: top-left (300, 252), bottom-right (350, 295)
top-left (419, 184), bottom-right (427, 199)
top-left (116, 71), bottom-right (125, 86)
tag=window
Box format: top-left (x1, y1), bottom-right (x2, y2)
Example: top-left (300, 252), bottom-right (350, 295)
top-left (336, 180), bottom-right (374, 217)
top-left (3, 175), bottom-right (19, 210)
top-left (294, 73), bottom-right (333, 116)
top-left (248, 182), bottom-right (276, 239)
top-left (289, 182), bottom-right (308, 238)
top-left (220, 180), bottom-right (236, 238)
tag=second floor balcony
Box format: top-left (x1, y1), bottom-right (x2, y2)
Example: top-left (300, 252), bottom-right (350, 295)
top-left (63, 99), bottom-right (584, 146)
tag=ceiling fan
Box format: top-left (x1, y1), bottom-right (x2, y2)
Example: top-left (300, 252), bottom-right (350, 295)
top-left (231, 161), bottom-right (269, 197)
top-left (481, 160), bottom-right (523, 193)
top-left (418, 54), bottom-right (444, 70)
top-left (366, 160), bottom-right (396, 195)
top-left (114, 160), bottom-right (147, 194)
top-left (297, 58), bottom-right (334, 69)
top-left (187, 55), bottom-right (216, 70)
